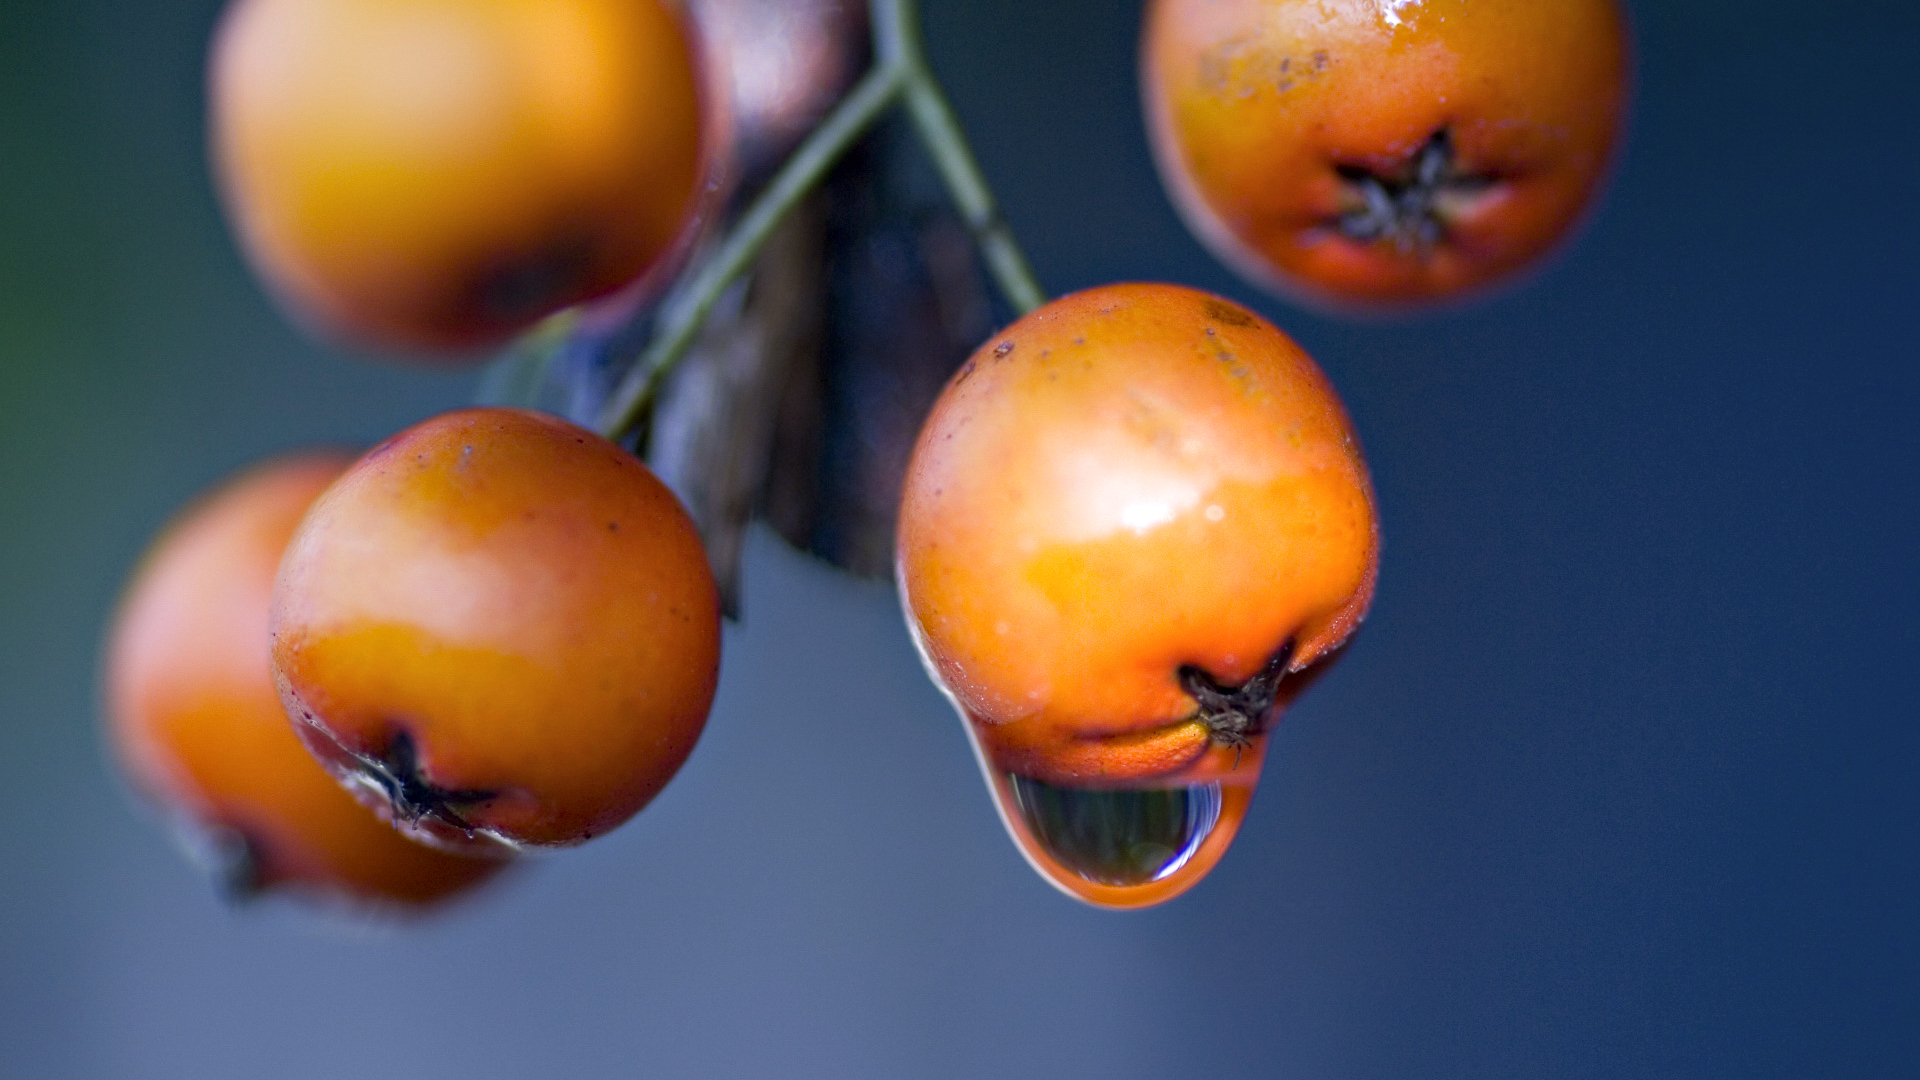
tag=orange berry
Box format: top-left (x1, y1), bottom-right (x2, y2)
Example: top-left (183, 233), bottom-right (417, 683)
top-left (211, 0), bottom-right (714, 352)
top-left (271, 408), bottom-right (722, 849)
top-left (1143, 0), bottom-right (1629, 307)
top-left (897, 283), bottom-right (1378, 906)
top-left (104, 454), bottom-right (507, 910)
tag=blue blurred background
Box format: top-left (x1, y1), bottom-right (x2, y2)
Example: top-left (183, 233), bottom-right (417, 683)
top-left (3, 0), bottom-right (1916, 1076)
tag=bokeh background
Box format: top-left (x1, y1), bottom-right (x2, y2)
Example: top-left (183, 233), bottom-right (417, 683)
top-left (3, 0), bottom-right (1917, 1076)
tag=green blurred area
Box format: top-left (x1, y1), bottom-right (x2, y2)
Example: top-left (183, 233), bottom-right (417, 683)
top-left (0, 0), bottom-right (469, 764)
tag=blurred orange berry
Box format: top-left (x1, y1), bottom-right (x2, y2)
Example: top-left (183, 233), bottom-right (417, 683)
top-left (211, 0), bottom-right (714, 352)
top-left (104, 453), bottom-right (508, 910)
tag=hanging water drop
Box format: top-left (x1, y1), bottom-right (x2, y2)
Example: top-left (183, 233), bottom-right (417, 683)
top-left (1007, 773), bottom-right (1222, 886)
top-left (968, 727), bottom-right (1268, 909)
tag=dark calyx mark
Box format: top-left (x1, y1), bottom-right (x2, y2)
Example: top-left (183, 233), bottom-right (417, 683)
top-left (349, 730), bottom-right (496, 836)
top-left (210, 827), bottom-right (266, 905)
top-left (1178, 640), bottom-right (1297, 757)
top-left (1333, 129), bottom-right (1492, 254)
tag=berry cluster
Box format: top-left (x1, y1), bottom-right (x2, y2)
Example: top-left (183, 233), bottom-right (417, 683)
top-left (104, 0), bottom-right (1627, 911)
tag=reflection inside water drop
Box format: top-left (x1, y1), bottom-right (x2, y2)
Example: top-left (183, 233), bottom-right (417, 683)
top-left (1005, 773), bottom-right (1224, 887)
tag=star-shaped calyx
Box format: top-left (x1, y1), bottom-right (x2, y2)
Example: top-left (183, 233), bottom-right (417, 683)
top-left (1333, 128), bottom-right (1495, 254)
top-left (345, 729), bottom-right (497, 838)
top-left (1178, 640), bottom-right (1298, 759)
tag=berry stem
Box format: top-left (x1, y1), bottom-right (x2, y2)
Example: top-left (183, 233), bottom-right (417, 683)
top-left (593, 0), bottom-right (1047, 443)
top-left (595, 60), bottom-right (909, 439)
top-left (876, 0), bottom-right (1048, 317)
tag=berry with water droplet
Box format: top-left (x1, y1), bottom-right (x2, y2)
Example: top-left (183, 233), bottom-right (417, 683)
top-left (897, 283), bottom-right (1377, 906)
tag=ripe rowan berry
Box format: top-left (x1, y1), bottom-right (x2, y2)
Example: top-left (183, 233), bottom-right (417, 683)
top-left (271, 408), bottom-right (722, 850)
top-left (104, 454), bottom-right (507, 909)
top-left (211, 0), bottom-right (714, 352)
top-left (1143, 0), bottom-right (1629, 307)
top-left (897, 283), bottom-right (1378, 906)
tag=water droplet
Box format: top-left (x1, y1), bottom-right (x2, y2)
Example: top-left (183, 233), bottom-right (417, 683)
top-left (969, 734), bottom-right (1263, 908)
top-left (1007, 774), bottom-right (1221, 886)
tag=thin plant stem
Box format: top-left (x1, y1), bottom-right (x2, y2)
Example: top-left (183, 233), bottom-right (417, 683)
top-left (594, 0), bottom-right (1048, 443)
top-left (874, 0), bottom-right (1047, 316)
top-left (595, 60), bottom-right (909, 439)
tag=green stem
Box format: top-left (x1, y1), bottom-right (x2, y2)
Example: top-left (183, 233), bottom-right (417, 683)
top-left (595, 60), bottom-right (909, 439)
top-left (594, 0), bottom-right (1048, 442)
top-left (875, 0), bottom-right (1048, 316)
